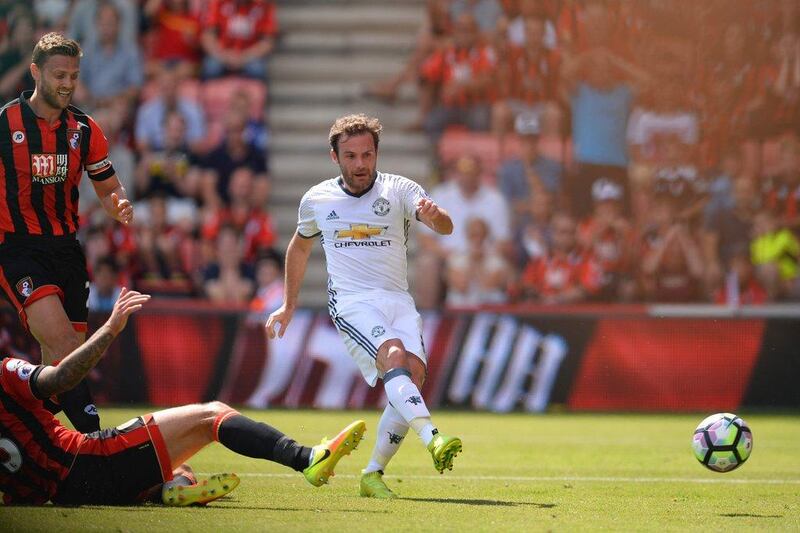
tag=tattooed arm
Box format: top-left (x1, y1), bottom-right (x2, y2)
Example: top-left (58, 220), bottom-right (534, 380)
top-left (33, 289), bottom-right (151, 399)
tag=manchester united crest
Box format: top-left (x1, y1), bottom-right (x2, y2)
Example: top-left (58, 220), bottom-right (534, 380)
top-left (372, 197), bottom-right (390, 216)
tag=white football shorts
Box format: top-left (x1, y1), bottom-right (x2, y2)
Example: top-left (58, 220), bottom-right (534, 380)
top-left (328, 290), bottom-right (427, 387)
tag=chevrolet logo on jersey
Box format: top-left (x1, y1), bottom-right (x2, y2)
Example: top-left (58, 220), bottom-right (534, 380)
top-left (335, 224), bottom-right (387, 240)
top-left (334, 224), bottom-right (391, 248)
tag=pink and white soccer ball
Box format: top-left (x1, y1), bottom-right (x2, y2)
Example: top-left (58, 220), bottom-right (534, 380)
top-left (692, 413), bottom-right (753, 472)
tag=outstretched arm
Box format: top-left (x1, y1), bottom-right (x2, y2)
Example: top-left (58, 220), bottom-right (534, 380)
top-left (266, 231), bottom-right (314, 338)
top-left (33, 288), bottom-right (150, 399)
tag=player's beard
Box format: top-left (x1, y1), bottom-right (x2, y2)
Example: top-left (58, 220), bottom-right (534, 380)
top-left (340, 167), bottom-right (376, 194)
top-left (39, 78), bottom-right (71, 111)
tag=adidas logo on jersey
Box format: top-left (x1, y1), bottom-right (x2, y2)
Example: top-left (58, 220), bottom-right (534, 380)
top-left (326, 210), bottom-right (339, 220)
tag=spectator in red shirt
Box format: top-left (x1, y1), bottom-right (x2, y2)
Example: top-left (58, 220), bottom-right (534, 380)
top-left (577, 179), bottom-right (637, 301)
top-left (364, 0), bottom-right (452, 131)
top-left (201, 167), bottom-right (277, 263)
top-left (492, 14), bottom-right (560, 145)
top-left (420, 13), bottom-right (497, 143)
top-left (500, 0), bottom-right (558, 51)
top-left (201, 0), bottom-right (277, 80)
top-left (144, 0), bottom-right (203, 77)
top-left (521, 212), bottom-right (602, 304)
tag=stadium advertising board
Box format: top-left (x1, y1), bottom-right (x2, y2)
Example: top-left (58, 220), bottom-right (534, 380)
top-left (2, 304), bottom-right (796, 411)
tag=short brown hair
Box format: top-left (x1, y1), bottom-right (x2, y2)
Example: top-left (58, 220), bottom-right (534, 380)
top-left (31, 32), bottom-right (82, 68)
top-left (329, 114), bottom-right (382, 154)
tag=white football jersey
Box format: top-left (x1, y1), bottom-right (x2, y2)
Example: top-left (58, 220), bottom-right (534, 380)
top-left (297, 172), bottom-right (428, 298)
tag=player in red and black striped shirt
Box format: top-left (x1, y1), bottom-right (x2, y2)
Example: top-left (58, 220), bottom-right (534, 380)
top-left (0, 289), bottom-right (365, 505)
top-left (0, 33), bottom-right (134, 434)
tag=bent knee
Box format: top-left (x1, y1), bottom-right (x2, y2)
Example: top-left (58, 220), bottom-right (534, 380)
top-left (377, 343), bottom-right (409, 375)
top-left (202, 401), bottom-right (238, 440)
top-left (205, 401), bottom-right (233, 418)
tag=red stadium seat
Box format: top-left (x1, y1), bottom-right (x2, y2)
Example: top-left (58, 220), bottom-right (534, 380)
top-left (438, 130), bottom-right (572, 180)
top-left (201, 77), bottom-right (268, 122)
top-left (139, 78), bottom-right (202, 103)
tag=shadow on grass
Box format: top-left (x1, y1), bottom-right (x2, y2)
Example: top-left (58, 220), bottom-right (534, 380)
top-left (720, 513), bottom-right (783, 519)
top-left (400, 497), bottom-right (556, 508)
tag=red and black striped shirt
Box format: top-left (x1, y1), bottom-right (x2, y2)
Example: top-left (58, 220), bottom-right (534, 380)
top-left (0, 357), bottom-right (82, 504)
top-left (0, 90), bottom-right (115, 241)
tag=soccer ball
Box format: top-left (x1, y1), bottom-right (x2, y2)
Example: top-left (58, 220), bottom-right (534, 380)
top-left (692, 413), bottom-right (753, 472)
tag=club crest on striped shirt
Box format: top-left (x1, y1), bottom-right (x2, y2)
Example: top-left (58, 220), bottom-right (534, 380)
top-left (68, 129), bottom-right (82, 150)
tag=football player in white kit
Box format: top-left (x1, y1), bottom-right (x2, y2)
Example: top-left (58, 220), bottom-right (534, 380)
top-left (266, 114), bottom-right (462, 499)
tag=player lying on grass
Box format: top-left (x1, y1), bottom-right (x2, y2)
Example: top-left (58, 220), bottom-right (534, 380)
top-left (0, 288), bottom-right (366, 506)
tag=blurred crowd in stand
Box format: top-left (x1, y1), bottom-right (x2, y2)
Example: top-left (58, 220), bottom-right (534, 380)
top-left (367, 0), bottom-right (800, 308)
top-left (1, 0), bottom-right (799, 315)
top-left (1, 0), bottom-right (282, 315)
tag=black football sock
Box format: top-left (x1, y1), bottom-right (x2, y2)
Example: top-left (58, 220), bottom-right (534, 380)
top-left (57, 379), bottom-right (100, 433)
top-left (218, 414), bottom-right (313, 472)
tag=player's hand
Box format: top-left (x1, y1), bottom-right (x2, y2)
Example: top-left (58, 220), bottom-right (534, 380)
top-left (266, 305), bottom-right (294, 339)
top-left (416, 197), bottom-right (442, 223)
top-left (111, 192), bottom-right (134, 225)
top-left (106, 287), bottom-right (151, 336)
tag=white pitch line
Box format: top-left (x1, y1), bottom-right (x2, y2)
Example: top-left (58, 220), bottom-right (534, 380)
top-left (199, 473), bottom-right (800, 485)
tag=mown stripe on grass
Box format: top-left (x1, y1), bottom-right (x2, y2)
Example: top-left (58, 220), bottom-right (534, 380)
top-left (199, 473), bottom-right (800, 484)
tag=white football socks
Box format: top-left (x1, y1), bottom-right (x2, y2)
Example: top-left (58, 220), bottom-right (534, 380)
top-left (363, 404), bottom-right (409, 474)
top-left (409, 419), bottom-right (437, 446)
top-left (383, 370), bottom-right (437, 446)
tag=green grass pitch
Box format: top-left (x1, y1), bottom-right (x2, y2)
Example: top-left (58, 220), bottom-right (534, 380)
top-left (3, 409), bottom-right (799, 532)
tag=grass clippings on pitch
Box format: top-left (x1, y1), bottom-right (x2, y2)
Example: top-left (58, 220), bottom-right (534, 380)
top-left (2, 409), bottom-right (798, 532)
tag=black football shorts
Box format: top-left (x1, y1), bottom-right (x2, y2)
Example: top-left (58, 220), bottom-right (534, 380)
top-left (0, 234), bottom-right (90, 331)
top-left (52, 415), bottom-right (172, 505)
